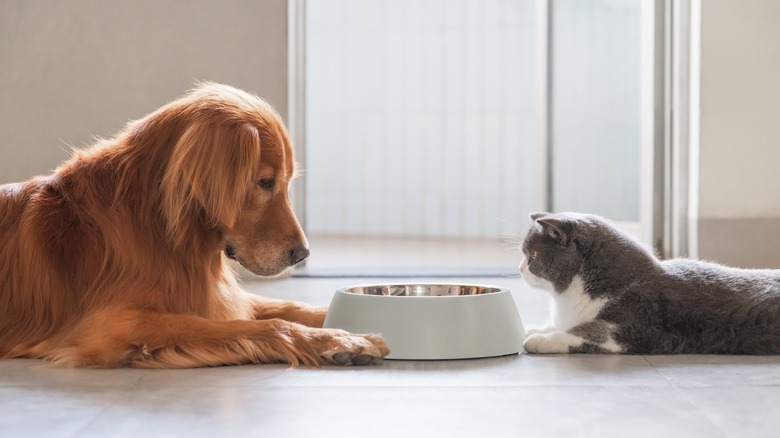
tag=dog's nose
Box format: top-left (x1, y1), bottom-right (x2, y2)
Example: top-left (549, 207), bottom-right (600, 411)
top-left (289, 245), bottom-right (310, 266)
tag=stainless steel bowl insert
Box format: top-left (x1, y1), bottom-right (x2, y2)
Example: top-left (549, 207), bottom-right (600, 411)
top-left (341, 284), bottom-right (503, 297)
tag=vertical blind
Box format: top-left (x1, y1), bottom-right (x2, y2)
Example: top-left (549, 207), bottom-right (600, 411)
top-left (551, 0), bottom-right (641, 221)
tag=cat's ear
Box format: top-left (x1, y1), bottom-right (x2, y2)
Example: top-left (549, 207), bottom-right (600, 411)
top-left (529, 212), bottom-right (550, 222)
top-left (536, 217), bottom-right (573, 246)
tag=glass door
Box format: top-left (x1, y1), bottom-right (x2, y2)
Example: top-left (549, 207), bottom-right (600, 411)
top-left (294, 0), bottom-right (665, 274)
top-left (548, 0), bottom-right (655, 245)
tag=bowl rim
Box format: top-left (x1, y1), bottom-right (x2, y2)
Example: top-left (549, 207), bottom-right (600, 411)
top-left (335, 282), bottom-right (509, 298)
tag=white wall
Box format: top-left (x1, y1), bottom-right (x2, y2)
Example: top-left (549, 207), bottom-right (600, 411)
top-left (699, 0), bottom-right (780, 218)
top-left (697, 0), bottom-right (780, 267)
top-left (0, 0), bottom-right (288, 185)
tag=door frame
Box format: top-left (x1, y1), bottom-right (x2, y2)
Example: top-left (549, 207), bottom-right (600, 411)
top-left (641, 0), bottom-right (698, 258)
top-left (288, 0), bottom-right (308, 232)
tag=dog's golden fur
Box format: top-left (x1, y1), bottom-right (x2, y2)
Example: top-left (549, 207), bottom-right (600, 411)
top-left (0, 83), bottom-right (387, 368)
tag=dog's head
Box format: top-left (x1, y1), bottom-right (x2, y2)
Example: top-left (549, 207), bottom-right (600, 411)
top-left (158, 82), bottom-right (308, 277)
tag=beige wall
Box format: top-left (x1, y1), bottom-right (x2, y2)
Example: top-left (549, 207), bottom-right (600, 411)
top-left (697, 0), bottom-right (780, 267)
top-left (0, 0), bottom-right (288, 185)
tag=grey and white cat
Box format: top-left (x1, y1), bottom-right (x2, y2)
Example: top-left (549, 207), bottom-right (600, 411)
top-left (519, 212), bottom-right (780, 354)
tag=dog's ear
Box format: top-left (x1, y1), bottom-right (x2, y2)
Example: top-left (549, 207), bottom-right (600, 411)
top-left (162, 121), bottom-right (260, 244)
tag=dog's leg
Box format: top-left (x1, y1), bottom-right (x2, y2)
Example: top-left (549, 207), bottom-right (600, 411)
top-left (46, 308), bottom-right (387, 368)
top-left (247, 295), bottom-right (327, 328)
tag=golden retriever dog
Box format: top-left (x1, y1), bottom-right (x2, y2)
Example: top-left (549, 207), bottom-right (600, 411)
top-left (0, 82), bottom-right (388, 368)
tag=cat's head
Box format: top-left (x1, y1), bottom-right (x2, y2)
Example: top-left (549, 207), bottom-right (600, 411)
top-left (519, 212), bottom-right (595, 293)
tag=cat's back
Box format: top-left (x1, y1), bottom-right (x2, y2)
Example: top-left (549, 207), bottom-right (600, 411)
top-left (623, 258), bottom-right (780, 354)
top-left (662, 258), bottom-right (780, 296)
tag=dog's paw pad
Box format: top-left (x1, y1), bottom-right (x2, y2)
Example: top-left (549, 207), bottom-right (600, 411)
top-left (351, 354), bottom-right (374, 365)
top-left (331, 352), bottom-right (351, 365)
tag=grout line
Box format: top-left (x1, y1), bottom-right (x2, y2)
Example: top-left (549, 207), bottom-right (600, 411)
top-left (642, 354), bottom-right (734, 438)
top-left (640, 354), bottom-right (676, 385)
top-left (67, 386), bottom-right (136, 438)
top-left (667, 381), bottom-right (731, 438)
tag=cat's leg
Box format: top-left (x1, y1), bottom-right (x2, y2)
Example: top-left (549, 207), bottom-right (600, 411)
top-left (524, 320), bottom-right (625, 354)
top-left (568, 321), bottom-right (624, 354)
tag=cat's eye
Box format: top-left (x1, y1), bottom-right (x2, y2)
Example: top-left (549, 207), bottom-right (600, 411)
top-left (258, 178), bottom-right (275, 190)
top-left (529, 250), bottom-right (537, 261)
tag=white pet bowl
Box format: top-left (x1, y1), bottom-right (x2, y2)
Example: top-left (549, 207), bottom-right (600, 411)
top-left (323, 283), bottom-right (525, 360)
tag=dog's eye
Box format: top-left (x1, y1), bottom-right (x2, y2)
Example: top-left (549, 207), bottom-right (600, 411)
top-left (258, 178), bottom-right (275, 190)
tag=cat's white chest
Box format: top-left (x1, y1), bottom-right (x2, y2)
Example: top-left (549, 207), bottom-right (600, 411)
top-left (550, 275), bottom-right (608, 330)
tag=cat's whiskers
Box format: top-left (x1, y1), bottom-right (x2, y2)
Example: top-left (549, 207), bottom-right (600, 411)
top-left (499, 233), bottom-right (524, 250)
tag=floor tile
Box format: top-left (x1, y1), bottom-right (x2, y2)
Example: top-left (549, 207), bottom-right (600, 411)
top-left (645, 355), bottom-right (780, 387)
top-left (678, 386), bottom-right (780, 437)
top-left (73, 386), bottom-right (722, 438)
top-left (135, 364), bottom-right (289, 388)
top-left (261, 353), bottom-right (671, 388)
top-left (0, 359), bottom-right (145, 389)
top-left (0, 386), bottom-right (121, 438)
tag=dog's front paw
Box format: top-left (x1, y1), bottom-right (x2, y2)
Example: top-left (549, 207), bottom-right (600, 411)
top-left (524, 331), bottom-right (581, 354)
top-left (302, 306), bottom-right (328, 328)
top-left (317, 330), bottom-right (389, 366)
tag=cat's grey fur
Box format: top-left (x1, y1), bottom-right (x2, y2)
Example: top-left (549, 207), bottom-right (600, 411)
top-left (521, 212), bottom-right (780, 354)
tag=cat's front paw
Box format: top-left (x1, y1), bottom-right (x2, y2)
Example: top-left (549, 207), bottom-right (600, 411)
top-left (524, 331), bottom-right (581, 354)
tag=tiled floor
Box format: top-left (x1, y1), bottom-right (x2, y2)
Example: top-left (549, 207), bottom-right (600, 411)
top-left (2, 276), bottom-right (780, 437)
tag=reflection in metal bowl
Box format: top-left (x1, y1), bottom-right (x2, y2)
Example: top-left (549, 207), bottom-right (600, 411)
top-left (343, 284), bottom-right (502, 297)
